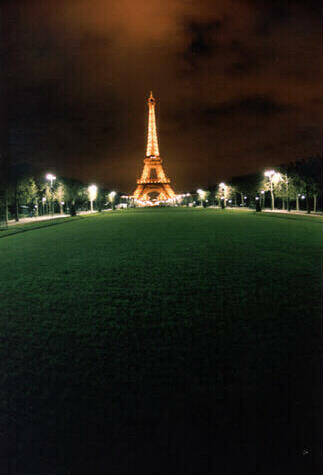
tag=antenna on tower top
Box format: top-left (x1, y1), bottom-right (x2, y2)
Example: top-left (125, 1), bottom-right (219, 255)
top-left (148, 91), bottom-right (156, 104)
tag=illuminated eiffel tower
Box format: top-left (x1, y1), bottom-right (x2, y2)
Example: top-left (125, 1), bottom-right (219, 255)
top-left (133, 92), bottom-right (175, 203)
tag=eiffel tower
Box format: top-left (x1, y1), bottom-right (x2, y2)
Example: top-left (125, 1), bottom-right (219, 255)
top-left (133, 92), bottom-right (175, 203)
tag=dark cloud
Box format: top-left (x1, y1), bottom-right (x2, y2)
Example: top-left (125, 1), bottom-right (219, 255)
top-left (182, 19), bottom-right (222, 68)
top-left (202, 95), bottom-right (290, 122)
top-left (1, 0), bottom-right (321, 190)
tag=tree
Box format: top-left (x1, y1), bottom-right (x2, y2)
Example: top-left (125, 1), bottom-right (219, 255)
top-left (0, 154), bottom-right (9, 225)
top-left (260, 172), bottom-right (285, 210)
top-left (53, 182), bottom-right (65, 214)
top-left (285, 157), bottom-right (321, 213)
top-left (107, 190), bottom-right (119, 210)
top-left (96, 186), bottom-right (109, 212)
top-left (215, 183), bottom-right (234, 208)
top-left (7, 162), bottom-right (33, 221)
top-left (230, 172), bottom-right (263, 207)
top-left (273, 174), bottom-right (299, 211)
top-left (18, 177), bottom-right (39, 216)
top-left (43, 183), bottom-right (52, 215)
top-left (63, 178), bottom-right (87, 216)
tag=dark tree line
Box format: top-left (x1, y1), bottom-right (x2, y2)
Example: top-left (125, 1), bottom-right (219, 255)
top-left (187, 156), bottom-right (321, 212)
top-left (0, 162), bottom-right (119, 225)
top-left (225, 156), bottom-right (321, 213)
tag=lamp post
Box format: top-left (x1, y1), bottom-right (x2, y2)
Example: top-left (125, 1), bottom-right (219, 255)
top-left (264, 170), bottom-right (275, 210)
top-left (219, 182), bottom-right (226, 208)
top-left (261, 190), bottom-right (265, 208)
top-left (109, 191), bottom-right (116, 210)
top-left (255, 196), bottom-right (261, 212)
top-left (286, 176), bottom-right (290, 211)
top-left (88, 184), bottom-right (98, 212)
top-left (42, 197), bottom-right (46, 215)
top-left (265, 170), bottom-right (282, 210)
top-left (46, 173), bottom-right (56, 215)
top-left (197, 189), bottom-right (206, 207)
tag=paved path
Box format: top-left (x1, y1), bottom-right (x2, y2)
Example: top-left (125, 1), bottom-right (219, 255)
top-left (215, 206), bottom-right (322, 218)
top-left (8, 213), bottom-right (70, 226)
top-left (262, 209), bottom-right (322, 218)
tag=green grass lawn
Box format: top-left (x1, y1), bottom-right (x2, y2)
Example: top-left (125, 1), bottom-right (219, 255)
top-left (0, 208), bottom-right (321, 474)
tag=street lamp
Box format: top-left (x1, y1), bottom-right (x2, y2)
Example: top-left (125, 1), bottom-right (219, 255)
top-left (183, 193), bottom-right (190, 207)
top-left (42, 197), bottom-right (46, 215)
top-left (109, 191), bottom-right (117, 209)
top-left (46, 173), bottom-right (56, 215)
top-left (255, 195), bottom-right (261, 212)
top-left (265, 170), bottom-right (282, 210)
top-left (264, 170), bottom-right (275, 210)
top-left (219, 182), bottom-right (226, 208)
top-left (260, 190), bottom-right (265, 208)
top-left (197, 189), bottom-right (206, 207)
top-left (46, 173), bottom-right (56, 187)
top-left (88, 184), bottom-right (98, 212)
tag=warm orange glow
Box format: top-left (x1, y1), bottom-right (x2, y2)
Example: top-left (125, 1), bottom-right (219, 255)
top-left (133, 92), bottom-right (175, 204)
top-left (146, 91), bottom-right (160, 157)
top-left (137, 178), bottom-right (171, 184)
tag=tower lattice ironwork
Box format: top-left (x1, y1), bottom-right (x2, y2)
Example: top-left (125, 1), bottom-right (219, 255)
top-left (133, 92), bottom-right (175, 202)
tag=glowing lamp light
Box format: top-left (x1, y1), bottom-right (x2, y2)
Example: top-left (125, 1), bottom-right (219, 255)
top-left (301, 195), bottom-right (306, 199)
top-left (45, 173), bottom-right (56, 188)
top-left (265, 170), bottom-right (281, 184)
top-left (272, 172), bottom-right (282, 184)
top-left (255, 197), bottom-right (259, 200)
top-left (219, 182), bottom-right (226, 189)
top-left (244, 196), bottom-right (247, 199)
top-left (88, 185), bottom-right (98, 202)
top-left (88, 184), bottom-right (98, 212)
top-left (261, 190), bottom-right (265, 194)
top-left (197, 189), bottom-right (206, 204)
top-left (108, 191), bottom-right (117, 208)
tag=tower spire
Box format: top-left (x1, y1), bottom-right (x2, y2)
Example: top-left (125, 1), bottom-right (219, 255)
top-left (146, 91), bottom-right (160, 157)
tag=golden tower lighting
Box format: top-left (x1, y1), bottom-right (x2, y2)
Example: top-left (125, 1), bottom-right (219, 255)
top-left (133, 92), bottom-right (175, 204)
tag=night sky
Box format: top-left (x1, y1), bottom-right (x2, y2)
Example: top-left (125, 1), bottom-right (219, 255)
top-left (2, 0), bottom-right (321, 191)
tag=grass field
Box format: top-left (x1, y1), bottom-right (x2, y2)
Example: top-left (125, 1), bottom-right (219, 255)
top-left (0, 208), bottom-right (321, 474)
